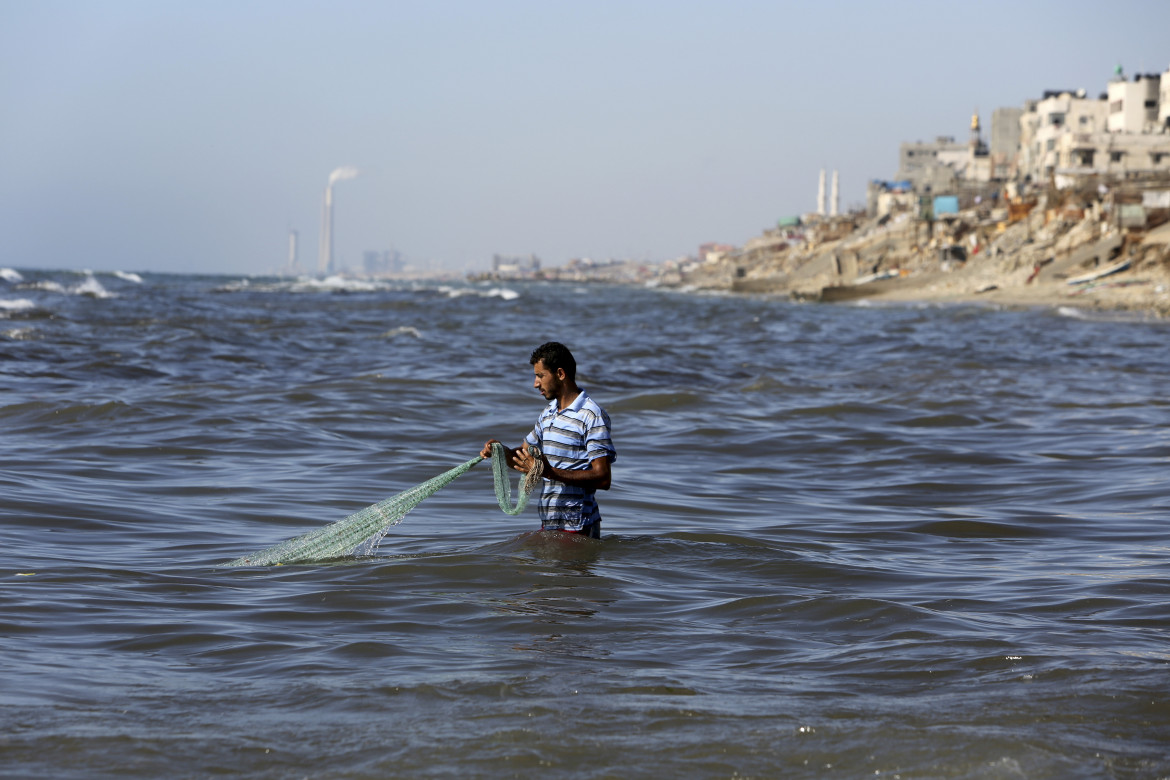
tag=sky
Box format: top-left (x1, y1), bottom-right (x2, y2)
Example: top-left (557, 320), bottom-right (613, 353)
top-left (2, 1), bottom-right (1169, 276)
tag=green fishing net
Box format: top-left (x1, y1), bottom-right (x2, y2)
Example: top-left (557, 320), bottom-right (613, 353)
top-left (224, 442), bottom-right (543, 567)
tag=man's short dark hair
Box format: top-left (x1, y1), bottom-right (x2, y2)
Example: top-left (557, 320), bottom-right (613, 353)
top-left (530, 341), bottom-right (576, 381)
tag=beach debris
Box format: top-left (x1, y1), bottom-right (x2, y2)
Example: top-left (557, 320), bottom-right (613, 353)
top-left (1066, 258), bottom-right (1131, 286)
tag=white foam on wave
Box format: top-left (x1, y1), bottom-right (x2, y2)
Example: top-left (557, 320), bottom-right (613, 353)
top-left (440, 285), bottom-right (520, 301)
top-left (213, 276), bottom-right (520, 298)
top-left (71, 272), bottom-right (114, 299)
top-left (1, 326), bottom-right (36, 339)
top-left (305, 275), bottom-right (382, 293)
top-left (215, 275), bottom-right (393, 294)
top-left (381, 326), bottom-right (423, 339)
top-left (1, 268), bottom-right (23, 284)
top-left (0, 298), bottom-right (37, 313)
top-left (114, 271), bottom-right (143, 283)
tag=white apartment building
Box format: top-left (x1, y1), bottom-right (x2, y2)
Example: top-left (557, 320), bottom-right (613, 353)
top-left (1018, 90), bottom-right (1108, 182)
top-left (1107, 70), bottom-right (1162, 133)
top-left (1016, 65), bottom-right (1170, 186)
top-left (1162, 72), bottom-right (1170, 130)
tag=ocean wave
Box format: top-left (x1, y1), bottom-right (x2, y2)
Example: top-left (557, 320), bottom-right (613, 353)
top-left (71, 273), bottom-right (114, 298)
top-left (0, 326), bottom-right (36, 339)
top-left (439, 285), bottom-right (519, 301)
top-left (113, 271), bottom-right (143, 284)
top-left (1, 268), bottom-right (24, 284)
top-left (0, 298), bottom-right (37, 314)
top-left (214, 276), bottom-right (392, 294)
top-left (208, 276), bottom-right (518, 299)
top-left (21, 273), bottom-right (115, 298)
top-left (381, 326), bottom-right (423, 339)
top-left (26, 280), bottom-right (66, 293)
top-left (300, 275), bottom-right (383, 293)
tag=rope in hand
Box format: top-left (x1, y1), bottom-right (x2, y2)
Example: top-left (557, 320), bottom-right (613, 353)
top-left (491, 441), bottom-right (544, 516)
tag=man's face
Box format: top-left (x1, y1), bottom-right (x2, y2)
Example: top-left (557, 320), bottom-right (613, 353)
top-left (533, 359), bottom-right (563, 400)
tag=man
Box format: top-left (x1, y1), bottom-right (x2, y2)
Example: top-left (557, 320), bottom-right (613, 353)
top-left (481, 341), bottom-right (616, 538)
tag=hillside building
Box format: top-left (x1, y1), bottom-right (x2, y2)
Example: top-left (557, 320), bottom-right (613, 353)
top-left (1016, 65), bottom-right (1170, 187)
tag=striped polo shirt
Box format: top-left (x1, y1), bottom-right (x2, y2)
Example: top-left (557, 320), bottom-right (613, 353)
top-left (524, 388), bottom-right (616, 532)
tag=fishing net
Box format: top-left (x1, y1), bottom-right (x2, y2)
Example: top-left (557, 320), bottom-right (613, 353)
top-left (224, 442), bottom-right (542, 567)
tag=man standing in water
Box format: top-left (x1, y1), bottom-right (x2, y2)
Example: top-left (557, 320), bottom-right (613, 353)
top-left (481, 342), bottom-right (616, 538)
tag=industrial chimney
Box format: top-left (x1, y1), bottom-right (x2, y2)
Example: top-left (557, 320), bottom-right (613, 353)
top-left (318, 167), bottom-right (359, 275)
top-left (288, 229), bottom-right (299, 273)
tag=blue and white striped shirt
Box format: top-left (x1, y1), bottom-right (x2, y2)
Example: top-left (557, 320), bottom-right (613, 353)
top-left (524, 388), bottom-right (616, 531)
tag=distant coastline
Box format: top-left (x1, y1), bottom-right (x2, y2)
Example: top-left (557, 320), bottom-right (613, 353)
top-left (471, 178), bottom-right (1170, 319)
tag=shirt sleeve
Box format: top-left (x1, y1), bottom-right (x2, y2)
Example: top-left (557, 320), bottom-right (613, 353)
top-left (584, 409), bottom-right (616, 463)
top-left (524, 419), bottom-right (542, 448)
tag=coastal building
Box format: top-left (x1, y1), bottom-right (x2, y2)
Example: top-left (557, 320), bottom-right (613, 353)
top-left (1162, 70), bottom-right (1170, 129)
top-left (1030, 65), bottom-right (1170, 188)
top-left (699, 242), bottom-right (737, 263)
top-left (892, 117), bottom-right (994, 190)
top-left (1009, 65), bottom-right (1170, 188)
top-left (1107, 67), bottom-right (1162, 133)
top-left (363, 249), bottom-right (404, 277)
top-left (990, 107), bottom-right (1023, 180)
top-left (491, 253), bottom-right (541, 279)
top-left (867, 114), bottom-right (999, 218)
top-left (866, 179), bottom-right (915, 218)
top-left (895, 135), bottom-right (968, 194)
top-left (867, 65), bottom-right (1170, 219)
top-left (1017, 90), bottom-right (1108, 182)
top-left (1052, 131), bottom-right (1170, 186)
top-left (966, 111), bottom-right (992, 183)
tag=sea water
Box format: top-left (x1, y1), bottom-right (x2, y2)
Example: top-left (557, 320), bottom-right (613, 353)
top-left (2, 269), bottom-right (1169, 778)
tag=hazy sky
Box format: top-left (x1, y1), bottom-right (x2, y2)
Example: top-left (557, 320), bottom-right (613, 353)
top-left (3, 1), bottom-right (1168, 275)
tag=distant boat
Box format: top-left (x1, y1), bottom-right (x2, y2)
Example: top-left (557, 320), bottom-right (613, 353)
top-left (1066, 258), bottom-right (1130, 286)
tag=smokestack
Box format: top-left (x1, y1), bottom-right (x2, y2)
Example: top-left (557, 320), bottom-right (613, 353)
top-left (817, 169), bottom-right (826, 216)
top-left (288, 229), bottom-right (299, 272)
top-left (830, 170), bottom-right (839, 217)
top-left (318, 188), bottom-right (331, 275)
top-left (318, 166), bottom-right (359, 275)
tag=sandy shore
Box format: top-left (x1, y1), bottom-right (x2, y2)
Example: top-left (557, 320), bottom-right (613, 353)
top-left (845, 260), bottom-right (1170, 317)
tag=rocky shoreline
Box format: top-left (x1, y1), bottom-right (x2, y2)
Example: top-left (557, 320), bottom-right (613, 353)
top-left (672, 182), bottom-right (1170, 318)
top-left (473, 180), bottom-right (1170, 319)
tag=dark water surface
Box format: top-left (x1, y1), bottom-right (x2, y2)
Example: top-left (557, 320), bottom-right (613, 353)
top-left (2, 269), bottom-right (1169, 778)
